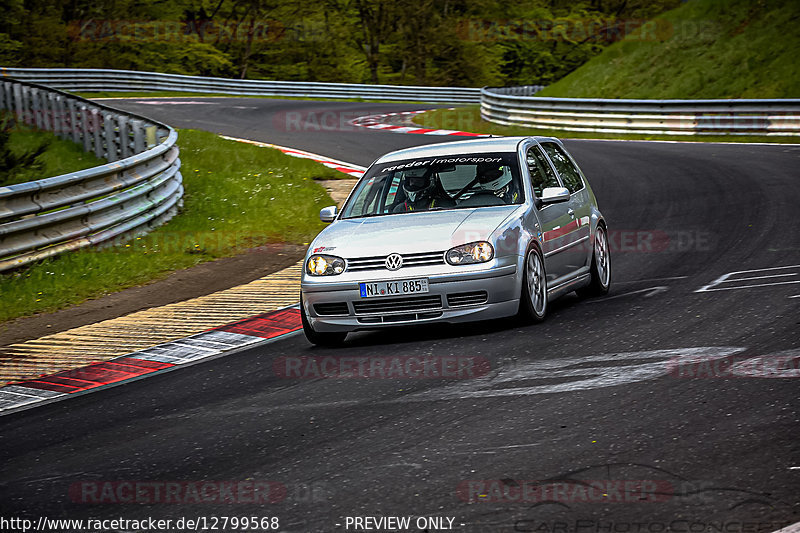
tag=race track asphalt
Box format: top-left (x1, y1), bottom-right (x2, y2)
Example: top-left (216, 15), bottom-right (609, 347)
top-left (1, 98), bottom-right (798, 532)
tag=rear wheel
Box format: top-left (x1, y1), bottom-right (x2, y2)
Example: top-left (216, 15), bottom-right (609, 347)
top-left (577, 224), bottom-right (611, 298)
top-left (518, 245), bottom-right (548, 323)
top-left (300, 295), bottom-right (347, 347)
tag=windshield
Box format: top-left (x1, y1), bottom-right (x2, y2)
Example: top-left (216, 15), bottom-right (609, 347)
top-left (340, 153), bottom-right (523, 219)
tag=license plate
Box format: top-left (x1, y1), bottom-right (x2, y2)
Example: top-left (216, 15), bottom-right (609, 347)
top-left (359, 278), bottom-right (429, 298)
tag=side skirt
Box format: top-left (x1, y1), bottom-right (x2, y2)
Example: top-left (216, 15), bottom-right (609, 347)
top-left (547, 273), bottom-right (591, 301)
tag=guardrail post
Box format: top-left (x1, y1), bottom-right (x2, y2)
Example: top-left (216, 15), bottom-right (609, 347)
top-left (43, 92), bottom-right (54, 133)
top-left (132, 120), bottom-right (145, 153)
top-left (68, 100), bottom-right (79, 143)
top-left (37, 88), bottom-right (46, 129)
top-left (103, 112), bottom-right (116, 161)
top-left (80, 104), bottom-right (91, 152)
top-left (31, 88), bottom-right (43, 129)
top-left (17, 84), bottom-right (28, 124)
top-left (52, 94), bottom-right (62, 137)
top-left (57, 95), bottom-right (69, 139)
top-left (115, 114), bottom-right (125, 160)
top-left (145, 126), bottom-right (157, 148)
top-left (8, 81), bottom-right (15, 111)
top-left (118, 115), bottom-right (131, 158)
top-left (0, 81), bottom-right (7, 110)
top-left (91, 108), bottom-right (103, 159)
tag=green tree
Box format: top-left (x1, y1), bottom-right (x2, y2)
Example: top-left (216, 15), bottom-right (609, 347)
top-left (0, 0), bottom-right (683, 87)
top-left (0, 0), bottom-right (25, 66)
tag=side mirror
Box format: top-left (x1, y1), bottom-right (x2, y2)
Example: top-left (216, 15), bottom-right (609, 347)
top-left (539, 187), bottom-right (570, 205)
top-left (319, 205), bottom-right (338, 223)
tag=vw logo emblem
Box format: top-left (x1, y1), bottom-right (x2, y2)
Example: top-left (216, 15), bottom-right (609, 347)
top-left (385, 253), bottom-right (403, 271)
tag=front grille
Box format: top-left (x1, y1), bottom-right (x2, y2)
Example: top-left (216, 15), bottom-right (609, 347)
top-left (352, 295), bottom-right (443, 315)
top-left (346, 251), bottom-right (445, 272)
top-left (357, 311), bottom-right (442, 324)
top-left (447, 291), bottom-right (489, 307)
top-left (313, 302), bottom-right (349, 316)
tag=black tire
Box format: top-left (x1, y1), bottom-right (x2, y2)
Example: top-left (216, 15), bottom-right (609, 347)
top-left (577, 223), bottom-right (611, 298)
top-left (300, 295), bottom-right (347, 347)
top-left (518, 245), bottom-right (548, 323)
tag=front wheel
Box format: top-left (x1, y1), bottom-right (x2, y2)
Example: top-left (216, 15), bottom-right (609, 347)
top-left (300, 295), bottom-right (347, 347)
top-left (577, 224), bottom-right (611, 298)
top-left (518, 245), bottom-right (548, 323)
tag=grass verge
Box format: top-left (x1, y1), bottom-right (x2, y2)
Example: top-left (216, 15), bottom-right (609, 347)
top-left (538, 0), bottom-right (799, 99)
top-left (414, 106), bottom-right (800, 144)
top-left (1, 118), bottom-right (106, 187)
top-left (0, 128), bottom-right (341, 323)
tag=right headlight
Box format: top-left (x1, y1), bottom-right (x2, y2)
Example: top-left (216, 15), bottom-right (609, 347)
top-left (446, 241), bottom-right (494, 265)
top-left (306, 254), bottom-right (346, 276)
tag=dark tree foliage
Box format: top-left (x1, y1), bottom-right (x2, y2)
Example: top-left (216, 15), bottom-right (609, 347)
top-left (2, 0), bottom-right (681, 86)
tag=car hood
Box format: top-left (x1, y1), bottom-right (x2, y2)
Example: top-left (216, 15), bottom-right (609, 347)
top-left (311, 206), bottom-right (519, 257)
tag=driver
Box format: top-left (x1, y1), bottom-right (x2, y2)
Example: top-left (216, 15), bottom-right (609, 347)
top-left (393, 169), bottom-right (452, 212)
top-left (482, 168), bottom-right (518, 204)
top-left (475, 162), bottom-right (518, 204)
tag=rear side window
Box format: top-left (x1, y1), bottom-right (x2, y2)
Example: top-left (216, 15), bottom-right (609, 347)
top-left (541, 142), bottom-right (584, 194)
top-left (526, 146), bottom-right (560, 198)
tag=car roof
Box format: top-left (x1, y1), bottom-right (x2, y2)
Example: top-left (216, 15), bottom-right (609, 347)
top-left (374, 136), bottom-right (559, 164)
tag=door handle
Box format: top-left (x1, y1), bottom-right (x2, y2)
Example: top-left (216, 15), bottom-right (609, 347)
top-left (567, 208), bottom-right (575, 218)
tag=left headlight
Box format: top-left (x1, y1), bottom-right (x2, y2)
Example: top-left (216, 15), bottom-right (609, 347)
top-left (446, 241), bottom-right (494, 265)
top-left (306, 254), bottom-right (346, 276)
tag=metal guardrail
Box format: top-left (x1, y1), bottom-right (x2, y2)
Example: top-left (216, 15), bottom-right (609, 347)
top-left (481, 86), bottom-right (800, 135)
top-left (1, 68), bottom-right (481, 104)
top-left (0, 78), bottom-right (182, 272)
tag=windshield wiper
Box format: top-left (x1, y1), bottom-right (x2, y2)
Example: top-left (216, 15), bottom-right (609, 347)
top-left (340, 213), bottom-right (388, 220)
top-left (341, 206), bottom-right (453, 220)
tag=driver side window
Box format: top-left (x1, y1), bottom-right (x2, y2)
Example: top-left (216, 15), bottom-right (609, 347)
top-left (541, 142), bottom-right (584, 194)
top-left (526, 146), bottom-right (560, 197)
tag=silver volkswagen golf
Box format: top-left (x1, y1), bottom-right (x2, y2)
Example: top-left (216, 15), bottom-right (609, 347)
top-left (300, 136), bottom-right (610, 345)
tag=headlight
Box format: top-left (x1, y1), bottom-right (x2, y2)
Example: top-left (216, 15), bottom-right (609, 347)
top-left (306, 254), bottom-right (346, 276)
top-left (446, 241), bottom-right (494, 265)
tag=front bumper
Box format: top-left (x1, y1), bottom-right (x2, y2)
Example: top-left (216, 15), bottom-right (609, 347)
top-left (301, 263), bottom-right (520, 332)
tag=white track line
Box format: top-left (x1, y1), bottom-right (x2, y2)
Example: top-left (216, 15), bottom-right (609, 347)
top-left (773, 522), bottom-right (800, 533)
top-left (219, 135), bottom-right (365, 177)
